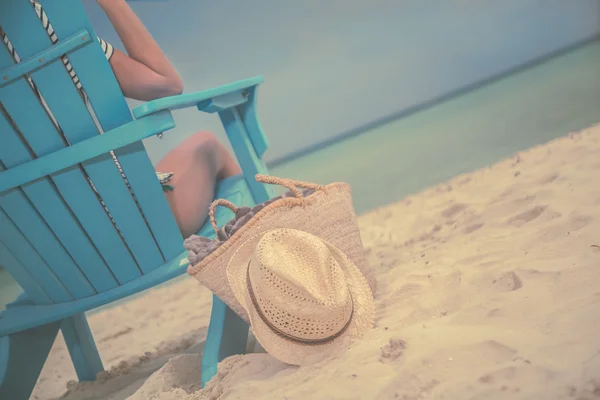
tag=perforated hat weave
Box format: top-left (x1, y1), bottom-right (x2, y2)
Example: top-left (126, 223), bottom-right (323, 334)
top-left (224, 228), bottom-right (373, 365)
top-left (244, 230), bottom-right (354, 342)
top-left (188, 175), bottom-right (376, 365)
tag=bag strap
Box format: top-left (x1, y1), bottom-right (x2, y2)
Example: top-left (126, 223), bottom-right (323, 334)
top-left (255, 174), bottom-right (325, 197)
top-left (208, 174), bottom-right (326, 233)
top-left (209, 199), bottom-right (238, 233)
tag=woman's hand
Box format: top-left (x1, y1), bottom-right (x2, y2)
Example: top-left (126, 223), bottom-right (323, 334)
top-left (97, 0), bottom-right (184, 101)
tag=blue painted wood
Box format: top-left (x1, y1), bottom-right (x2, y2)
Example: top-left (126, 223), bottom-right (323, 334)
top-left (0, 2), bottom-right (168, 275)
top-left (0, 206), bottom-right (70, 303)
top-left (0, 169), bottom-right (261, 334)
top-left (41, 0), bottom-right (183, 263)
top-left (0, 111), bottom-right (174, 194)
top-left (0, 242), bottom-right (51, 306)
top-left (0, 336), bottom-right (7, 391)
top-left (197, 91), bottom-right (248, 114)
top-left (137, 74), bottom-right (273, 388)
top-left (0, 3), bottom-right (277, 393)
top-left (0, 175), bottom-right (94, 299)
top-left (5, 292), bottom-right (34, 310)
top-left (0, 2), bottom-right (116, 297)
top-left (134, 80), bottom-right (269, 159)
top-left (0, 130), bottom-right (95, 300)
top-left (134, 78), bottom-right (269, 159)
top-left (0, 30), bottom-right (93, 87)
top-left (0, 19), bottom-right (119, 296)
top-left (0, 159), bottom-right (96, 301)
top-left (199, 178), bottom-right (257, 387)
top-left (61, 314), bottom-right (104, 381)
top-left (237, 86), bottom-right (270, 158)
top-left (201, 296), bottom-right (249, 388)
top-left (201, 91), bottom-right (275, 386)
top-left (219, 107), bottom-right (272, 203)
top-left (0, 250), bottom-right (189, 337)
top-left (0, 158), bottom-right (117, 293)
top-left (0, 320), bottom-right (61, 400)
top-left (0, 111), bottom-right (140, 288)
top-left (132, 76), bottom-right (264, 118)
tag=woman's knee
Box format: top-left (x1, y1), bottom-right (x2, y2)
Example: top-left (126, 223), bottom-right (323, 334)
top-left (186, 131), bottom-right (222, 153)
top-left (189, 131), bottom-right (240, 176)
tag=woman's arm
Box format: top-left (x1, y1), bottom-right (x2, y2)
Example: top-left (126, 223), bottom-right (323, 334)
top-left (97, 0), bottom-right (183, 101)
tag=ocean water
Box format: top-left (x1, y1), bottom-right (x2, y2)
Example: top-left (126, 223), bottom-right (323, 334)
top-left (271, 40), bottom-right (600, 215)
top-left (1, 40), bottom-right (600, 310)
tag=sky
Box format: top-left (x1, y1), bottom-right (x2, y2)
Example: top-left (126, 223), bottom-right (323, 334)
top-left (83, 0), bottom-right (600, 164)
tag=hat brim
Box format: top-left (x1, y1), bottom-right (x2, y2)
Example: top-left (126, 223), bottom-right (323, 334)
top-left (226, 228), bottom-right (375, 366)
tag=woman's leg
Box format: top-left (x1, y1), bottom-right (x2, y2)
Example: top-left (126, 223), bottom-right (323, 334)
top-left (155, 131), bottom-right (241, 238)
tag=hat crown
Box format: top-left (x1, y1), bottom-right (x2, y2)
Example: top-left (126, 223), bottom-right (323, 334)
top-left (248, 230), bottom-right (353, 342)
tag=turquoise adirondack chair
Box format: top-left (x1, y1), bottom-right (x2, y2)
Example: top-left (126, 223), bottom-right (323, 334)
top-left (0, 0), bottom-right (272, 398)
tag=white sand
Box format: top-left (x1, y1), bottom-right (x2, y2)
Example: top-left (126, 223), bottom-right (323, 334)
top-left (35, 125), bottom-right (600, 400)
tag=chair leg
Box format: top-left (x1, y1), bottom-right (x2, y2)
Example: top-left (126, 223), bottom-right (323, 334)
top-left (0, 321), bottom-right (61, 400)
top-left (200, 180), bottom-right (252, 388)
top-left (201, 294), bottom-right (249, 388)
top-left (61, 313), bottom-right (104, 381)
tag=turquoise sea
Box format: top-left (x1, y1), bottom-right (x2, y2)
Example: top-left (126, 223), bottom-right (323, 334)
top-left (271, 40), bottom-right (600, 214)
top-left (1, 40), bottom-right (600, 310)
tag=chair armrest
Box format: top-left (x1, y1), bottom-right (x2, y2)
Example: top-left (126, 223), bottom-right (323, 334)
top-left (0, 111), bottom-right (174, 194)
top-left (132, 76), bottom-right (264, 118)
top-left (132, 76), bottom-right (269, 158)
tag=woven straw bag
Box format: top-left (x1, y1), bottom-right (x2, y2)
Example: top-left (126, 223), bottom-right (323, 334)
top-left (187, 174), bottom-right (377, 322)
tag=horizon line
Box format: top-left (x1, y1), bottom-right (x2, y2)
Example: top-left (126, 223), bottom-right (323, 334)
top-left (266, 34), bottom-right (600, 169)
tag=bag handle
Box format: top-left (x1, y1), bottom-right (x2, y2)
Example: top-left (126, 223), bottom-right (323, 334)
top-left (208, 174), bottom-right (326, 233)
top-left (208, 199), bottom-right (238, 233)
top-left (254, 174), bottom-right (325, 197)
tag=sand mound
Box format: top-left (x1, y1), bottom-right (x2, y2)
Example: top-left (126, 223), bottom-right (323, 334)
top-left (126, 354), bottom-right (203, 400)
top-left (36, 125), bottom-right (600, 400)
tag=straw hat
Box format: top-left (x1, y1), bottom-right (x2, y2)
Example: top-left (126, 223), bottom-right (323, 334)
top-left (225, 228), bottom-right (374, 365)
top-left (187, 175), bottom-right (377, 363)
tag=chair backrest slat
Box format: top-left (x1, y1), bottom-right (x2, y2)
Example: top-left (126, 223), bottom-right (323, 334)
top-left (0, 240), bottom-right (52, 305)
top-left (0, 0), bottom-right (147, 287)
top-left (0, 0), bottom-right (184, 305)
top-left (3, 0), bottom-right (165, 273)
top-left (41, 0), bottom-right (184, 263)
top-left (0, 128), bottom-right (98, 300)
top-left (0, 186), bottom-right (72, 303)
top-left (0, 116), bottom-right (95, 300)
top-left (1, 3), bottom-right (129, 298)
